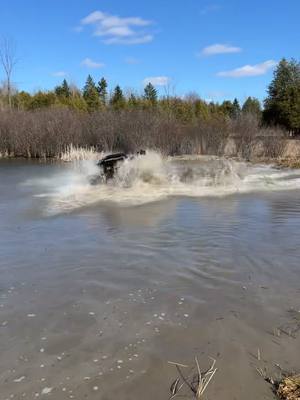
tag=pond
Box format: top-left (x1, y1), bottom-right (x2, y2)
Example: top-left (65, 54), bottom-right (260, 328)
top-left (0, 155), bottom-right (300, 399)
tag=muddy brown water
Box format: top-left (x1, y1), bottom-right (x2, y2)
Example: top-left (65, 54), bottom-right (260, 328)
top-left (0, 158), bottom-right (300, 400)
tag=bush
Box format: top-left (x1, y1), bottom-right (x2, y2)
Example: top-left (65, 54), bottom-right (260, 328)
top-left (0, 108), bottom-right (286, 159)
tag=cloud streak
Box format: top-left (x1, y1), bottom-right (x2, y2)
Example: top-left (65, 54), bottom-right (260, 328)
top-left (81, 58), bottom-right (105, 69)
top-left (80, 10), bottom-right (153, 45)
top-left (143, 76), bottom-right (170, 86)
top-left (201, 43), bottom-right (242, 56)
top-left (217, 60), bottom-right (277, 77)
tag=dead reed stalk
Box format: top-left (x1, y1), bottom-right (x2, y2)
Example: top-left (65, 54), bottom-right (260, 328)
top-left (168, 357), bottom-right (217, 399)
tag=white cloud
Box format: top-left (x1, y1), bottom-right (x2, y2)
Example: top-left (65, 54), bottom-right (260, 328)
top-left (52, 71), bottom-right (67, 77)
top-left (201, 44), bottom-right (241, 56)
top-left (81, 11), bottom-right (106, 25)
top-left (217, 60), bottom-right (277, 78)
top-left (80, 10), bottom-right (153, 45)
top-left (143, 76), bottom-right (170, 87)
top-left (104, 34), bottom-right (153, 45)
top-left (81, 58), bottom-right (105, 69)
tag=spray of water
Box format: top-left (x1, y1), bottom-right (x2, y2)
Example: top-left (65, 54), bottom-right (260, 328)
top-left (26, 150), bottom-right (300, 214)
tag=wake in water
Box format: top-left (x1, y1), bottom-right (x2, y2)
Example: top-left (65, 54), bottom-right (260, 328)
top-left (25, 150), bottom-right (300, 214)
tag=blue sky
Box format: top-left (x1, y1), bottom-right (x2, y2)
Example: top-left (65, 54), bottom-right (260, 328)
top-left (1, 0), bottom-right (299, 103)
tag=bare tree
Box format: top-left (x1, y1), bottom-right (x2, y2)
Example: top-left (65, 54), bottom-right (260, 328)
top-left (0, 37), bottom-right (18, 108)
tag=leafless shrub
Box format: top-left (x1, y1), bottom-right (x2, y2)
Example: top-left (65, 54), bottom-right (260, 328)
top-left (0, 108), bottom-right (288, 159)
top-left (229, 113), bottom-right (261, 159)
top-left (225, 114), bottom-right (286, 160)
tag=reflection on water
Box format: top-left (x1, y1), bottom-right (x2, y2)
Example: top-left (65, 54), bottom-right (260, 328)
top-left (0, 158), bottom-right (300, 400)
top-left (90, 200), bottom-right (178, 230)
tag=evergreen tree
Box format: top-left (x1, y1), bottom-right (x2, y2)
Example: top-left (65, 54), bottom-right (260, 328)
top-left (128, 93), bottom-right (139, 108)
top-left (13, 91), bottom-right (32, 110)
top-left (97, 77), bottom-right (108, 105)
top-left (143, 82), bottom-right (157, 105)
top-left (242, 96), bottom-right (261, 117)
top-left (55, 79), bottom-right (71, 98)
top-left (194, 99), bottom-right (210, 120)
top-left (83, 75), bottom-right (100, 111)
top-left (281, 85), bottom-right (300, 134)
top-left (263, 58), bottom-right (300, 133)
top-left (221, 99), bottom-right (240, 119)
top-left (231, 98), bottom-right (241, 119)
top-left (29, 91), bottom-right (56, 110)
top-left (110, 85), bottom-right (126, 110)
top-left (220, 100), bottom-right (234, 117)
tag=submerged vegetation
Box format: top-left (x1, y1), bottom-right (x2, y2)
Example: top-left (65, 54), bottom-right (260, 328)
top-left (0, 58), bottom-right (299, 159)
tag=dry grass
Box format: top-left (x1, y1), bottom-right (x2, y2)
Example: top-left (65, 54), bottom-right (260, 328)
top-left (256, 366), bottom-right (300, 400)
top-left (277, 159), bottom-right (300, 169)
top-left (168, 357), bottom-right (217, 399)
top-left (58, 144), bottom-right (101, 162)
top-left (277, 375), bottom-right (300, 400)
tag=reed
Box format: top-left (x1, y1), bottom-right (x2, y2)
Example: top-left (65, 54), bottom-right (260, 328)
top-left (168, 357), bottom-right (217, 399)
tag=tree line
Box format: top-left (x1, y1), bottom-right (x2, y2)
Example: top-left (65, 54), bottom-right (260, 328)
top-left (0, 57), bottom-right (299, 134)
top-left (0, 74), bottom-right (261, 121)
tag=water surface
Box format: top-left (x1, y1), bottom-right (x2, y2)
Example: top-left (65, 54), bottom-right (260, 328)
top-left (0, 156), bottom-right (300, 400)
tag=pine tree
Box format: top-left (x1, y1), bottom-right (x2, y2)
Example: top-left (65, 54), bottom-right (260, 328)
top-left (281, 86), bottom-right (300, 134)
top-left (242, 97), bottom-right (261, 117)
top-left (97, 77), bottom-right (108, 105)
top-left (55, 79), bottom-right (71, 98)
top-left (29, 91), bottom-right (56, 110)
top-left (221, 100), bottom-right (234, 117)
top-left (231, 98), bottom-right (241, 119)
top-left (263, 58), bottom-right (300, 133)
top-left (143, 82), bottom-right (157, 105)
top-left (194, 99), bottom-right (209, 120)
top-left (110, 85), bottom-right (126, 110)
top-left (128, 93), bottom-right (138, 108)
top-left (83, 75), bottom-right (100, 111)
top-left (220, 99), bottom-right (240, 119)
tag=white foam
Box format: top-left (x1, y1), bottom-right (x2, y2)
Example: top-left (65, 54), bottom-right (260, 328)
top-left (14, 376), bottom-right (26, 383)
top-left (41, 387), bottom-right (53, 395)
top-left (25, 151), bottom-right (300, 214)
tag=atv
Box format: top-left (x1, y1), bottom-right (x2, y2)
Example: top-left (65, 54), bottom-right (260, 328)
top-left (90, 150), bottom-right (146, 184)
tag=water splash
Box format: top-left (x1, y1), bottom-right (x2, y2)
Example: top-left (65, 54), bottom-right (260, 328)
top-left (26, 151), bottom-right (300, 214)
